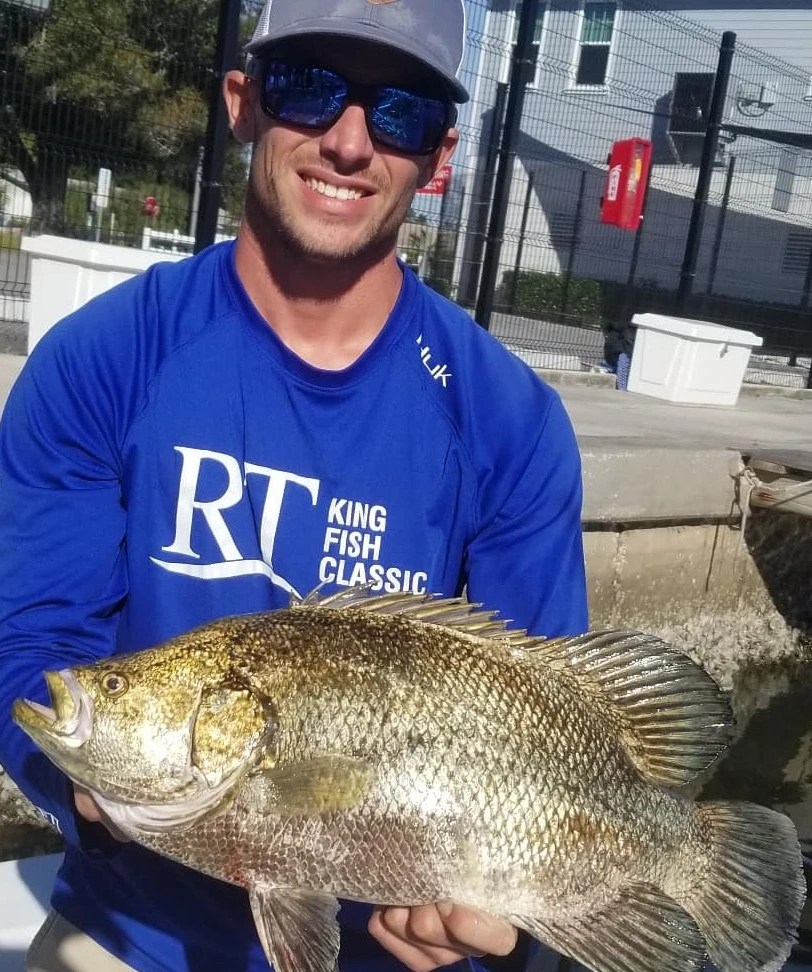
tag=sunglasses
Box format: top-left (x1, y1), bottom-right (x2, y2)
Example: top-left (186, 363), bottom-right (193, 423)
top-left (259, 59), bottom-right (456, 156)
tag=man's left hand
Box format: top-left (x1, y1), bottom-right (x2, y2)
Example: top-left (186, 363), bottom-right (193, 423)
top-left (369, 902), bottom-right (518, 972)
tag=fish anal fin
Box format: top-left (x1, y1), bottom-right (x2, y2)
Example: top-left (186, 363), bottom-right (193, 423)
top-left (521, 630), bottom-right (732, 787)
top-left (513, 884), bottom-right (704, 972)
top-left (250, 887), bottom-right (340, 972)
top-left (244, 756), bottom-right (373, 816)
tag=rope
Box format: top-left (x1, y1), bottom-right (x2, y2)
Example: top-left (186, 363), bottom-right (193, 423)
top-left (733, 463), bottom-right (812, 546)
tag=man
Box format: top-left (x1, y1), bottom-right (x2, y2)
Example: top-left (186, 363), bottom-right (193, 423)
top-left (0, 0), bottom-right (588, 969)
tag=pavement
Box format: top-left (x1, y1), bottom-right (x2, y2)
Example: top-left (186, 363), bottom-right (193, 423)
top-left (0, 352), bottom-right (810, 523)
top-left (556, 380), bottom-right (812, 453)
top-left (0, 355), bottom-right (23, 412)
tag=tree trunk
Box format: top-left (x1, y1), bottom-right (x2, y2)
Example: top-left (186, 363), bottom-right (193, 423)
top-left (26, 147), bottom-right (70, 235)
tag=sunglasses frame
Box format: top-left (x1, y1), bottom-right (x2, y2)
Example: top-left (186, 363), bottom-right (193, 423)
top-left (258, 58), bottom-right (457, 157)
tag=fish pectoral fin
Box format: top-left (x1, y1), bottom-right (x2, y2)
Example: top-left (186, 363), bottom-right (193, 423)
top-left (250, 887), bottom-right (340, 972)
top-left (520, 630), bottom-right (731, 788)
top-left (247, 756), bottom-right (373, 815)
top-left (512, 884), bottom-right (705, 972)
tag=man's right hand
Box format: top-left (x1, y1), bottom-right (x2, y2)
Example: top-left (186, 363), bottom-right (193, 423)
top-left (73, 784), bottom-right (129, 842)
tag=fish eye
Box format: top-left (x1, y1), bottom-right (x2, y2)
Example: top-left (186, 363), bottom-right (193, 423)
top-left (100, 672), bottom-right (129, 698)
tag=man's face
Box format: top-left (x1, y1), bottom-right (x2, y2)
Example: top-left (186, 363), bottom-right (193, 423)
top-left (236, 39), bottom-right (458, 265)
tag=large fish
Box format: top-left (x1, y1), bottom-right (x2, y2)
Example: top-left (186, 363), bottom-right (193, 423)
top-left (12, 587), bottom-right (804, 972)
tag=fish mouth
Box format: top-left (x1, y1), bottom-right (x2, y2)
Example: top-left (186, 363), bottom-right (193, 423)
top-left (13, 670), bottom-right (94, 748)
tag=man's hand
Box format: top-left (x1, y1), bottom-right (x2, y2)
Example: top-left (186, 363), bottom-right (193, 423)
top-left (369, 902), bottom-right (517, 972)
top-left (73, 785), bottom-right (129, 842)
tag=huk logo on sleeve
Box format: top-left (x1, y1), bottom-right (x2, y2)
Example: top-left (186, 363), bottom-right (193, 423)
top-left (415, 334), bottom-right (452, 387)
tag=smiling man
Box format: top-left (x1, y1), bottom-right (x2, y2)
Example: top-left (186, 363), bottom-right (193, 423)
top-left (0, 1), bottom-right (588, 971)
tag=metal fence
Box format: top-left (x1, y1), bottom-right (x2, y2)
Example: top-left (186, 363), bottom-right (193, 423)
top-left (1, 0), bottom-right (812, 386)
top-left (406, 0), bottom-right (812, 387)
top-left (0, 0), bottom-right (256, 349)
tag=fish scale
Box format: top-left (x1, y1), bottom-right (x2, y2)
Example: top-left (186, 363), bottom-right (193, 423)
top-left (13, 586), bottom-right (805, 972)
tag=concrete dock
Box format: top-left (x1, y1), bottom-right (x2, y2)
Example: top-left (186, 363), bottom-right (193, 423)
top-left (552, 377), bottom-right (812, 522)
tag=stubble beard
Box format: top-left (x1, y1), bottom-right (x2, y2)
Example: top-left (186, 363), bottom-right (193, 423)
top-left (248, 160), bottom-right (415, 265)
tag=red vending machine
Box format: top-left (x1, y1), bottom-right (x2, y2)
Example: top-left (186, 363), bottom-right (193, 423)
top-left (600, 138), bottom-right (653, 231)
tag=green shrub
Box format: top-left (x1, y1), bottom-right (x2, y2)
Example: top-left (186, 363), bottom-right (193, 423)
top-left (497, 269), bottom-right (603, 327)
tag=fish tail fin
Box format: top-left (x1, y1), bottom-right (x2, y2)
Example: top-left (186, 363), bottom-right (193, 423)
top-left (678, 801), bottom-right (804, 972)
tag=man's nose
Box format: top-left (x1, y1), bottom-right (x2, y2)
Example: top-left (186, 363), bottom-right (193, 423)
top-left (319, 104), bottom-right (375, 170)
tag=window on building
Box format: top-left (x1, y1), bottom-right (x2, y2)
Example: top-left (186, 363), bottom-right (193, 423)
top-left (510, 0), bottom-right (546, 46)
top-left (782, 232), bottom-right (812, 275)
top-left (575, 1), bottom-right (617, 87)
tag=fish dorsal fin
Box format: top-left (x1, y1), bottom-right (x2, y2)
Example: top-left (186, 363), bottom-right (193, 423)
top-left (521, 630), bottom-right (731, 787)
top-left (513, 884), bottom-right (705, 972)
top-left (294, 584), bottom-right (533, 644)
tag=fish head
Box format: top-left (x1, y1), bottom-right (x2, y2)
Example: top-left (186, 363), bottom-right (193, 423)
top-left (13, 646), bottom-right (278, 829)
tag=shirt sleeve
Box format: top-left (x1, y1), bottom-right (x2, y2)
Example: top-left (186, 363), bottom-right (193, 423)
top-left (0, 333), bottom-right (128, 849)
top-left (463, 392), bottom-right (588, 639)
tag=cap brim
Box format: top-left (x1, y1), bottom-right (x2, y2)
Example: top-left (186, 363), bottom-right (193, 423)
top-left (244, 23), bottom-right (469, 103)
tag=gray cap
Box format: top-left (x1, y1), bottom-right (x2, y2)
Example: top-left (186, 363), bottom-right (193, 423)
top-left (245, 0), bottom-right (469, 103)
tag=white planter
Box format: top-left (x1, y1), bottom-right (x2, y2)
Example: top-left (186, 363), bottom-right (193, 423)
top-left (21, 236), bottom-right (186, 354)
top-left (628, 313), bottom-right (764, 406)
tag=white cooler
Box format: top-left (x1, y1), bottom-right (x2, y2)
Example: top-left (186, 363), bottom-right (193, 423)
top-left (627, 313), bottom-right (763, 406)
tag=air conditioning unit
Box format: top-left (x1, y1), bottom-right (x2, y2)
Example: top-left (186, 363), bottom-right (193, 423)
top-left (667, 72), bottom-right (714, 166)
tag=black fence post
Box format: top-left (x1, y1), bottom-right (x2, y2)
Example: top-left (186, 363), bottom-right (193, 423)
top-left (509, 171), bottom-right (535, 310)
top-left (195, 0), bottom-right (242, 254)
top-left (802, 245), bottom-right (812, 388)
top-left (675, 30), bottom-right (736, 314)
top-left (560, 170), bottom-right (587, 324)
top-left (704, 152), bottom-right (736, 300)
top-left (621, 174), bottom-right (654, 323)
top-left (427, 172), bottom-right (459, 294)
top-left (474, 0), bottom-right (543, 331)
top-left (457, 82), bottom-right (509, 307)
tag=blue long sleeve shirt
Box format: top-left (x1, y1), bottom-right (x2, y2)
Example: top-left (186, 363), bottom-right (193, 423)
top-left (0, 241), bottom-right (587, 972)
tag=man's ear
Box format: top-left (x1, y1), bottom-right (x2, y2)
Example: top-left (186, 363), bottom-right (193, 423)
top-left (224, 70), bottom-right (258, 145)
top-left (416, 127), bottom-right (460, 190)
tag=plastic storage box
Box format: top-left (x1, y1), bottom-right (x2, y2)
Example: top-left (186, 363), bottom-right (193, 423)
top-left (627, 313), bottom-right (763, 406)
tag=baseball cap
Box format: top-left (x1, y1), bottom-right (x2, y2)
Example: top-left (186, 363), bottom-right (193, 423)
top-left (244, 0), bottom-right (470, 103)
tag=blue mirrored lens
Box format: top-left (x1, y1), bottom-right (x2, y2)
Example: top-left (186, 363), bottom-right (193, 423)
top-left (263, 63), bottom-right (346, 129)
top-left (371, 88), bottom-right (449, 154)
top-left (262, 61), bottom-right (450, 155)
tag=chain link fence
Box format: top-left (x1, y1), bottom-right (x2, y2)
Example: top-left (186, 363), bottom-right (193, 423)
top-left (1, 0), bottom-right (811, 387)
